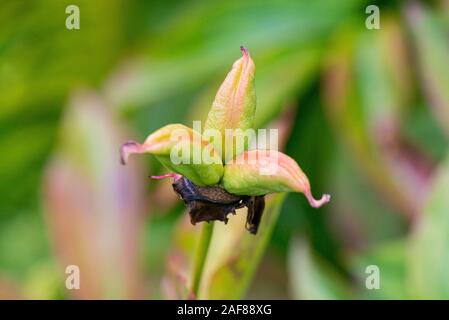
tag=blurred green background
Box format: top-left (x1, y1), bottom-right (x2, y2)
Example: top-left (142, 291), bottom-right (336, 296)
top-left (1, 0), bottom-right (449, 299)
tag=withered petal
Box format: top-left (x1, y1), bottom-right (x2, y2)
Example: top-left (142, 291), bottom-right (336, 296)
top-left (245, 196), bottom-right (265, 235)
top-left (171, 176), bottom-right (265, 234)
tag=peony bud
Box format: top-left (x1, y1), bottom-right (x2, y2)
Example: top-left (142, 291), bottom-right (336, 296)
top-left (120, 124), bottom-right (223, 186)
top-left (204, 46), bottom-right (256, 162)
top-left (222, 150), bottom-right (330, 208)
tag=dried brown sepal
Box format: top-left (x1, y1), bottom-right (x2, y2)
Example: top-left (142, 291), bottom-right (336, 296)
top-left (171, 176), bottom-right (265, 234)
top-left (245, 196), bottom-right (265, 234)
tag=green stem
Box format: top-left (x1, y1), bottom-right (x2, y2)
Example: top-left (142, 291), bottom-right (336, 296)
top-left (191, 221), bottom-right (214, 297)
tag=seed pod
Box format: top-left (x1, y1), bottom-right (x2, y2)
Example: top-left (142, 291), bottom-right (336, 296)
top-left (204, 46), bottom-right (256, 162)
top-left (222, 150), bottom-right (330, 208)
top-left (120, 124), bottom-right (223, 186)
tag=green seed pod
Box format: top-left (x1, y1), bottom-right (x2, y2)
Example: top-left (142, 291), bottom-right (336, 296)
top-left (222, 150), bottom-right (330, 208)
top-left (120, 124), bottom-right (223, 186)
top-left (204, 46), bottom-right (256, 162)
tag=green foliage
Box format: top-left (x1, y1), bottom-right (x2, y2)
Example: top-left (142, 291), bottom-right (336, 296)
top-left (408, 153), bottom-right (449, 299)
top-left (288, 238), bottom-right (352, 300)
top-left (1, 0), bottom-right (449, 299)
top-left (201, 194), bottom-right (286, 299)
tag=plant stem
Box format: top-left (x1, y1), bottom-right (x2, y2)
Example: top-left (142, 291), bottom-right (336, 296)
top-left (191, 221), bottom-right (214, 297)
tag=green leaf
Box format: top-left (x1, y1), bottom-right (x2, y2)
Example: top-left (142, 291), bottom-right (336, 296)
top-left (351, 240), bottom-right (408, 299)
top-left (288, 237), bottom-right (352, 299)
top-left (407, 152), bottom-right (449, 299)
top-left (199, 193), bottom-right (286, 299)
top-left (43, 91), bottom-right (146, 299)
top-left (105, 0), bottom-right (364, 113)
top-left (405, 3), bottom-right (449, 136)
top-left (323, 24), bottom-right (427, 218)
top-left (162, 195), bottom-right (285, 299)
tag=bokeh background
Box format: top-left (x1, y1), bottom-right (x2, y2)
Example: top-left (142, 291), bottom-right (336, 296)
top-left (1, 0), bottom-right (449, 299)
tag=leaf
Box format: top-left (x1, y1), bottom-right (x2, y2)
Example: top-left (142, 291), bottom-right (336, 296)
top-left (323, 23), bottom-right (431, 219)
top-left (0, 0), bottom-right (129, 217)
top-left (0, 277), bottom-right (21, 299)
top-left (161, 213), bottom-right (202, 299)
top-left (405, 2), bottom-right (449, 136)
top-left (104, 0), bottom-right (364, 113)
top-left (350, 240), bottom-right (408, 299)
top-left (160, 193), bottom-right (285, 299)
top-left (199, 193), bottom-right (285, 299)
top-left (22, 261), bottom-right (65, 299)
top-left (43, 91), bottom-right (146, 299)
top-left (407, 152), bottom-right (449, 299)
top-left (288, 237), bottom-right (352, 300)
top-left (327, 146), bottom-right (405, 246)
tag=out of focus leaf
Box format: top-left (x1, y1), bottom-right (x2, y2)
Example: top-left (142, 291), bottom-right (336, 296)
top-left (277, 92), bottom-right (340, 264)
top-left (200, 193), bottom-right (285, 299)
top-left (162, 194), bottom-right (285, 300)
top-left (351, 240), bottom-right (407, 299)
top-left (245, 253), bottom-right (289, 299)
top-left (162, 213), bottom-right (199, 299)
top-left (187, 47), bottom-right (321, 130)
top-left (323, 21), bottom-right (432, 220)
top-left (104, 0), bottom-right (363, 113)
top-left (0, 125), bottom-right (55, 215)
top-left (405, 2), bottom-right (449, 137)
top-left (253, 48), bottom-right (320, 127)
top-left (0, 0), bottom-right (127, 120)
top-left (22, 261), bottom-right (65, 299)
top-left (402, 103), bottom-right (448, 164)
top-left (407, 152), bottom-right (449, 299)
top-left (0, 212), bottom-right (50, 276)
top-left (328, 146), bottom-right (405, 249)
top-left (288, 237), bottom-right (352, 300)
top-left (0, 0), bottom-right (130, 226)
top-left (43, 91), bottom-right (146, 299)
top-left (0, 276), bottom-right (21, 299)
top-left (356, 15), bottom-right (411, 129)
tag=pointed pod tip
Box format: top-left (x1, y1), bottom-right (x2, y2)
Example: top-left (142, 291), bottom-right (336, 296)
top-left (305, 192), bottom-right (331, 209)
top-left (150, 173), bottom-right (182, 181)
top-left (240, 45), bottom-right (249, 56)
top-left (120, 140), bottom-right (141, 165)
